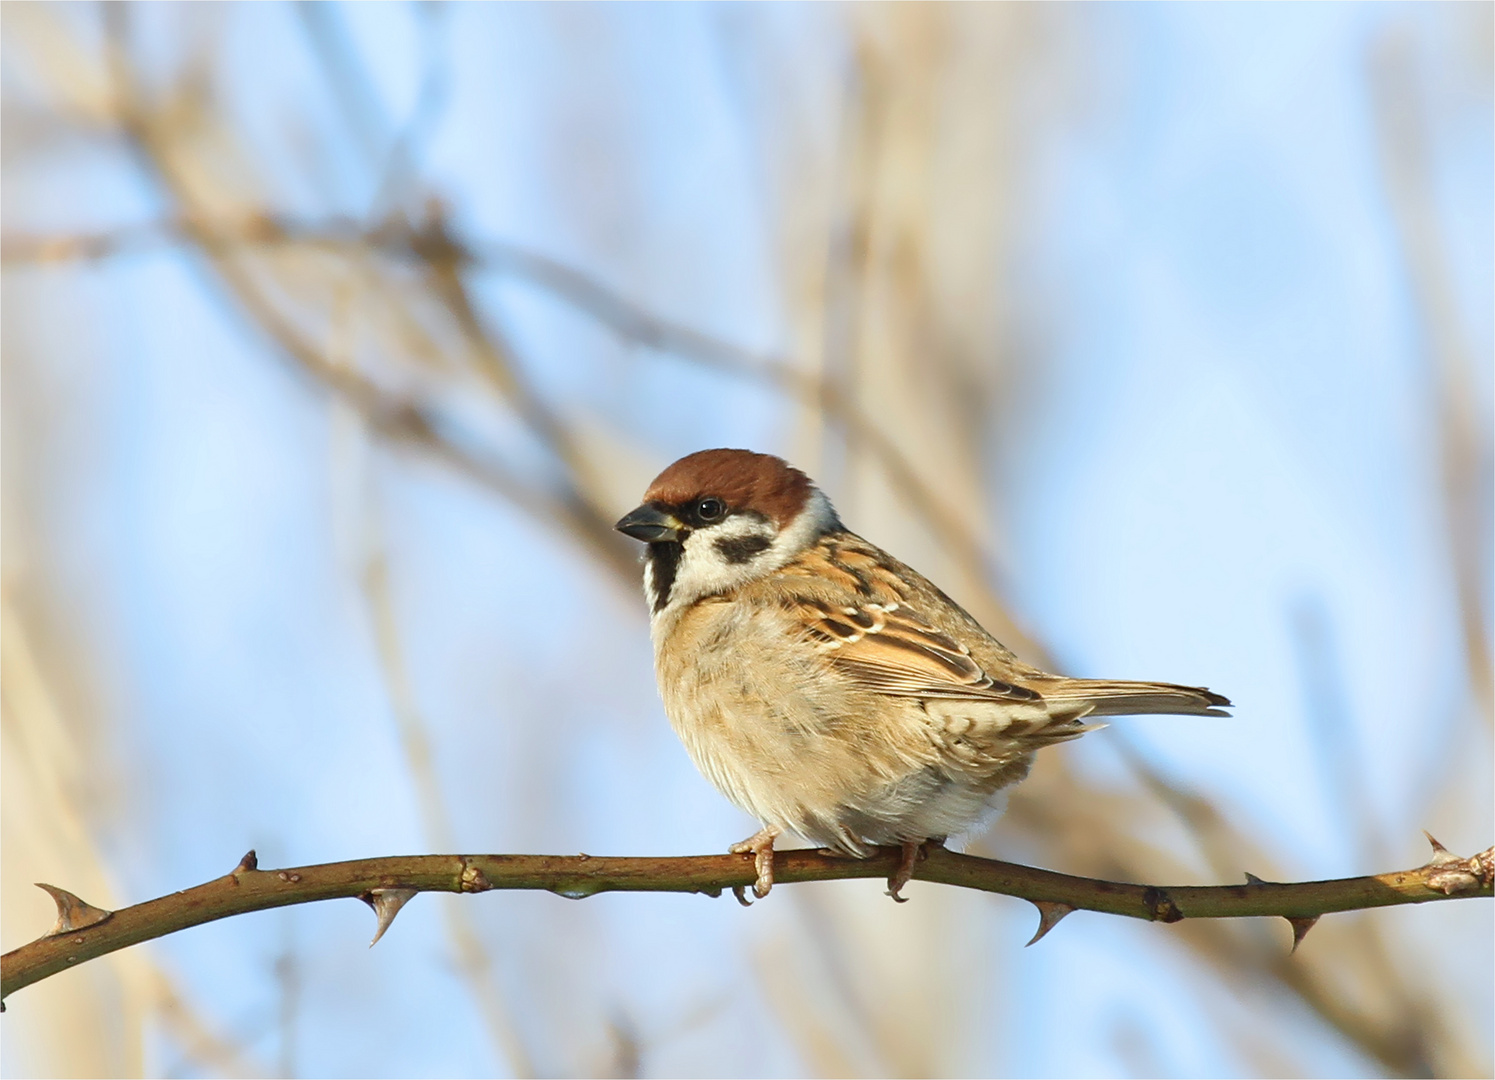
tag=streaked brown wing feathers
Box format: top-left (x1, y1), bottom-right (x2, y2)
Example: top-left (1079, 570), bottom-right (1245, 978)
top-left (793, 596), bottom-right (1040, 703)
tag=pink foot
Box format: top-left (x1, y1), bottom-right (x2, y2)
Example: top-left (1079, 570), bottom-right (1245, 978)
top-left (730, 826), bottom-right (781, 903)
top-left (887, 840), bottom-right (928, 903)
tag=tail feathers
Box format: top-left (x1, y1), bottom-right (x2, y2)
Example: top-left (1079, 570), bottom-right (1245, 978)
top-left (1038, 678), bottom-right (1231, 720)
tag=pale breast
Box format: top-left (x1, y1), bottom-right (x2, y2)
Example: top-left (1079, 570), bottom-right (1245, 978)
top-left (653, 592), bottom-right (943, 847)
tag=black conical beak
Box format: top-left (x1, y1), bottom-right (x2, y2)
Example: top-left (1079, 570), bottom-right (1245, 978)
top-left (615, 504), bottom-right (683, 543)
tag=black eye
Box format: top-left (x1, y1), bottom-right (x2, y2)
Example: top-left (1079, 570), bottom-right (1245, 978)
top-left (695, 497), bottom-right (726, 522)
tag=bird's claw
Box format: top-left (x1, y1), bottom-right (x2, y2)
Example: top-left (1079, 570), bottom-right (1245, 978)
top-left (730, 826), bottom-right (781, 900)
top-left (887, 839), bottom-right (929, 902)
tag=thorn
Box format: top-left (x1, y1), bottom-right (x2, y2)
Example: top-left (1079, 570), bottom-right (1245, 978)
top-left (1285, 914), bottom-right (1319, 953)
top-left (1423, 831), bottom-right (1462, 866)
top-left (1421, 833), bottom-right (1483, 892)
top-left (234, 850), bottom-right (258, 874)
top-left (36, 883), bottom-right (112, 935)
top-left (362, 887), bottom-right (418, 947)
top-left (1243, 871), bottom-right (1267, 885)
top-left (1025, 901), bottom-right (1075, 946)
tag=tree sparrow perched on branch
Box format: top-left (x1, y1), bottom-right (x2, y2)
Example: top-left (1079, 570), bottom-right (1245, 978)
top-left (616, 449), bottom-right (1229, 901)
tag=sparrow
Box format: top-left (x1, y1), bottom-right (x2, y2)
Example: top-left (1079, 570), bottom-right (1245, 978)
top-left (616, 448), bottom-right (1229, 901)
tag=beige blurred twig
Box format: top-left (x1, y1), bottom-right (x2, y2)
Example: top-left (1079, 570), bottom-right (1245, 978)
top-left (2, 594), bottom-right (271, 1077)
top-left (329, 305), bottom-right (538, 1075)
top-left (0, 212), bottom-right (1035, 648)
top-left (1370, 28), bottom-right (1494, 726)
top-left (95, 2), bottom-right (638, 587)
top-left (1106, 740), bottom-right (1464, 1077)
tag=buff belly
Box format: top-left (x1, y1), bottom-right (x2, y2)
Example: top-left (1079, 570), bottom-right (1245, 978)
top-left (654, 601), bottom-right (1031, 854)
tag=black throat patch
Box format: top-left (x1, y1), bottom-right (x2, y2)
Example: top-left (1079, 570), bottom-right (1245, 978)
top-left (646, 541), bottom-right (683, 612)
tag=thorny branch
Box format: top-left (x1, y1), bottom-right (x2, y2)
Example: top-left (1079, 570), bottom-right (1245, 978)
top-left (5, 838), bottom-right (1489, 1006)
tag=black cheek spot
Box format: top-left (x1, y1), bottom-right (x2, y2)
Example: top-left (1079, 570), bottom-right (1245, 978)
top-left (714, 534), bottom-right (773, 564)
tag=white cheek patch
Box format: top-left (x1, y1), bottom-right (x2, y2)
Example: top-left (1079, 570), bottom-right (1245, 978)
top-left (655, 489), bottom-right (841, 614)
top-left (669, 515), bottom-right (779, 606)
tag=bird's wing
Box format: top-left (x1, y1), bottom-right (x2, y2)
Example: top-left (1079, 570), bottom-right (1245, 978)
top-left (770, 534), bottom-right (1227, 720)
top-left (789, 596), bottom-right (1043, 703)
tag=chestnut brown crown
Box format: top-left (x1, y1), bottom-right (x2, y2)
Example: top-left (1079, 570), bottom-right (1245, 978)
top-left (641, 448), bottom-right (814, 526)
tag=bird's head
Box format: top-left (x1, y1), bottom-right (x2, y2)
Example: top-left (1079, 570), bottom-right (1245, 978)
top-left (615, 448), bottom-right (841, 613)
